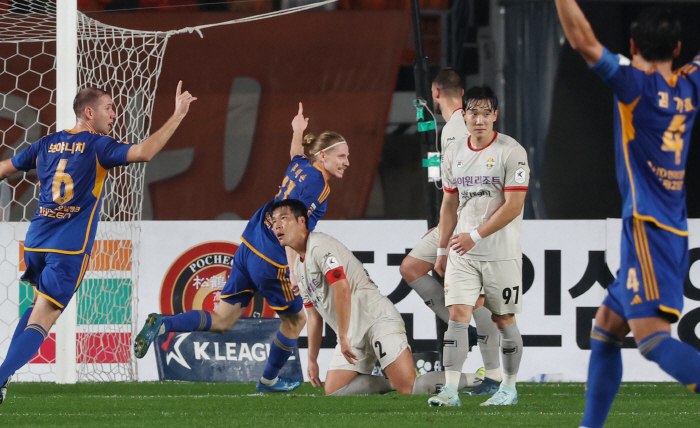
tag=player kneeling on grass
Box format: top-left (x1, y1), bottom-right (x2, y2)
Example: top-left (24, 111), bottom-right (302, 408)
top-left (271, 199), bottom-right (481, 396)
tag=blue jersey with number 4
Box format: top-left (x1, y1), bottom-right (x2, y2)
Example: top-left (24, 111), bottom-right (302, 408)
top-left (240, 154), bottom-right (330, 267)
top-left (591, 47), bottom-right (700, 236)
top-left (12, 129), bottom-right (133, 254)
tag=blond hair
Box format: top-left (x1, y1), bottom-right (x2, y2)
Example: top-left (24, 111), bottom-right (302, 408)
top-left (302, 131), bottom-right (346, 157)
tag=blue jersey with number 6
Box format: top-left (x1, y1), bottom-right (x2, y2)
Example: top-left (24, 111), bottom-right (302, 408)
top-left (591, 47), bottom-right (700, 236)
top-left (240, 154), bottom-right (330, 267)
top-left (11, 129), bottom-right (133, 254)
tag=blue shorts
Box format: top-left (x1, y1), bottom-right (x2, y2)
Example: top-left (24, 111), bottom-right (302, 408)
top-left (220, 243), bottom-right (302, 315)
top-left (21, 251), bottom-right (91, 310)
top-left (603, 218), bottom-right (688, 323)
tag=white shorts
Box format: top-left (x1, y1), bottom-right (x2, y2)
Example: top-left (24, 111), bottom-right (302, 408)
top-left (444, 254), bottom-right (523, 315)
top-left (407, 227), bottom-right (439, 265)
top-left (328, 320), bottom-right (409, 374)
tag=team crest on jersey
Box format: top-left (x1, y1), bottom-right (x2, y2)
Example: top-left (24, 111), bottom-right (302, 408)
top-left (486, 158), bottom-right (495, 170)
top-left (456, 161), bottom-right (464, 168)
top-left (159, 241), bottom-right (275, 318)
top-left (325, 255), bottom-right (340, 270)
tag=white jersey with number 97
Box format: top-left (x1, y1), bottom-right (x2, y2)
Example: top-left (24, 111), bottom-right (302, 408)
top-left (442, 132), bottom-right (529, 261)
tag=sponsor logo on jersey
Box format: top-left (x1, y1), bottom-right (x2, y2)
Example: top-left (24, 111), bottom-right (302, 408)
top-left (455, 175), bottom-right (501, 186)
top-left (461, 190), bottom-right (492, 201)
top-left (159, 241), bottom-right (275, 318)
top-left (515, 168), bottom-right (527, 184)
top-left (486, 158), bottom-right (495, 170)
top-left (457, 161), bottom-right (464, 168)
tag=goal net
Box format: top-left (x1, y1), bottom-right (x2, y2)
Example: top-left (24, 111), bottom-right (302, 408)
top-left (0, 0), bottom-right (171, 381)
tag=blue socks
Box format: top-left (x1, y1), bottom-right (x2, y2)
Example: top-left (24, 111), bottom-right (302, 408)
top-left (581, 327), bottom-right (623, 428)
top-left (640, 332), bottom-right (700, 393)
top-left (0, 324), bottom-right (47, 384)
top-left (12, 304), bottom-right (34, 340)
top-left (163, 310), bottom-right (212, 333)
top-left (261, 331), bottom-right (297, 381)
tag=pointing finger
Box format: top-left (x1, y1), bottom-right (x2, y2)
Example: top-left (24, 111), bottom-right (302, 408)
top-left (177, 80), bottom-right (182, 97)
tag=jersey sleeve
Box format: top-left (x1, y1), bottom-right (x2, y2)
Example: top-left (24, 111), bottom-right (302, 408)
top-left (503, 144), bottom-right (529, 192)
top-left (95, 136), bottom-right (134, 169)
top-left (11, 139), bottom-right (42, 172)
top-left (590, 47), bottom-right (643, 104)
top-left (299, 171), bottom-right (329, 232)
top-left (310, 241), bottom-right (347, 285)
top-left (441, 143), bottom-right (457, 194)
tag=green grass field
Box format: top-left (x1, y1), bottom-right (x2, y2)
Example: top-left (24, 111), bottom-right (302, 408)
top-left (0, 382), bottom-right (697, 427)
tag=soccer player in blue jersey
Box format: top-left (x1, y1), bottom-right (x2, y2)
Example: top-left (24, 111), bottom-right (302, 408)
top-left (0, 82), bottom-right (196, 404)
top-left (134, 103), bottom-right (350, 393)
top-left (555, 2), bottom-right (700, 427)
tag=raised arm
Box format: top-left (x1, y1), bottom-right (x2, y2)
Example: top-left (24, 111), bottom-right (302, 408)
top-left (0, 159), bottom-right (19, 181)
top-left (289, 102), bottom-right (309, 160)
top-left (126, 81), bottom-right (196, 163)
top-left (555, 0), bottom-right (604, 65)
top-left (435, 190), bottom-right (459, 277)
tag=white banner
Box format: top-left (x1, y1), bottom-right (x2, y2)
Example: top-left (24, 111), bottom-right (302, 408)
top-left (135, 219), bottom-right (700, 383)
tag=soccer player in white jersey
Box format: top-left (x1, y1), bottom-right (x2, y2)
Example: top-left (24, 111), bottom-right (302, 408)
top-left (429, 85), bottom-right (529, 407)
top-left (401, 68), bottom-right (503, 396)
top-left (272, 199), bottom-right (482, 396)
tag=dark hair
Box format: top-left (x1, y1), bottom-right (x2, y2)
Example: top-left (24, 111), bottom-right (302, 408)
top-left (630, 7), bottom-right (681, 62)
top-left (464, 85), bottom-right (498, 112)
top-left (432, 68), bottom-right (463, 98)
top-left (270, 199), bottom-right (308, 227)
top-left (73, 87), bottom-right (110, 118)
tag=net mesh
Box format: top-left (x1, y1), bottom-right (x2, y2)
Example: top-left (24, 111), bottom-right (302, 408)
top-left (0, 0), bottom-right (171, 381)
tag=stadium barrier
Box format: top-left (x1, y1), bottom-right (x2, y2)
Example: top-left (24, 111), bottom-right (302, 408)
top-left (5, 219), bottom-right (700, 382)
top-left (154, 318), bottom-right (303, 382)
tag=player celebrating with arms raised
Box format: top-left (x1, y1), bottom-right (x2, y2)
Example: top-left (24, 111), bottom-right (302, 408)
top-left (554, 2), bottom-right (700, 427)
top-left (0, 82), bottom-right (196, 404)
top-left (134, 103), bottom-right (350, 393)
top-left (429, 85), bottom-right (529, 407)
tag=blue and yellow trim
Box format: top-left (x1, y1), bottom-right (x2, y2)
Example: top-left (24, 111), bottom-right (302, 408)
top-left (26, 323), bottom-right (48, 339)
top-left (659, 305), bottom-right (681, 321)
top-left (219, 289), bottom-right (254, 300)
top-left (632, 218), bottom-right (659, 302)
top-left (278, 267), bottom-right (293, 302)
top-left (35, 289), bottom-right (64, 309)
top-left (619, 97), bottom-right (689, 237)
top-left (312, 164), bottom-right (331, 203)
top-left (239, 237), bottom-right (288, 269)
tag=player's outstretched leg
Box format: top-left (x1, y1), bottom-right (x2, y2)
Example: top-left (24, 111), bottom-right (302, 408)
top-left (256, 311), bottom-right (305, 393)
top-left (135, 309), bottom-right (214, 358)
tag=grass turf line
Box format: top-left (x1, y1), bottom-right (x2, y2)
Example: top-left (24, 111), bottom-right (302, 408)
top-left (0, 382), bottom-right (697, 427)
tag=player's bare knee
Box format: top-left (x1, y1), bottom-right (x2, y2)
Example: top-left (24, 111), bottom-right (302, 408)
top-left (281, 310), bottom-right (306, 336)
top-left (492, 313), bottom-right (514, 329)
top-left (399, 258), bottom-right (422, 284)
top-left (209, 316), bottom-right (234, 333)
